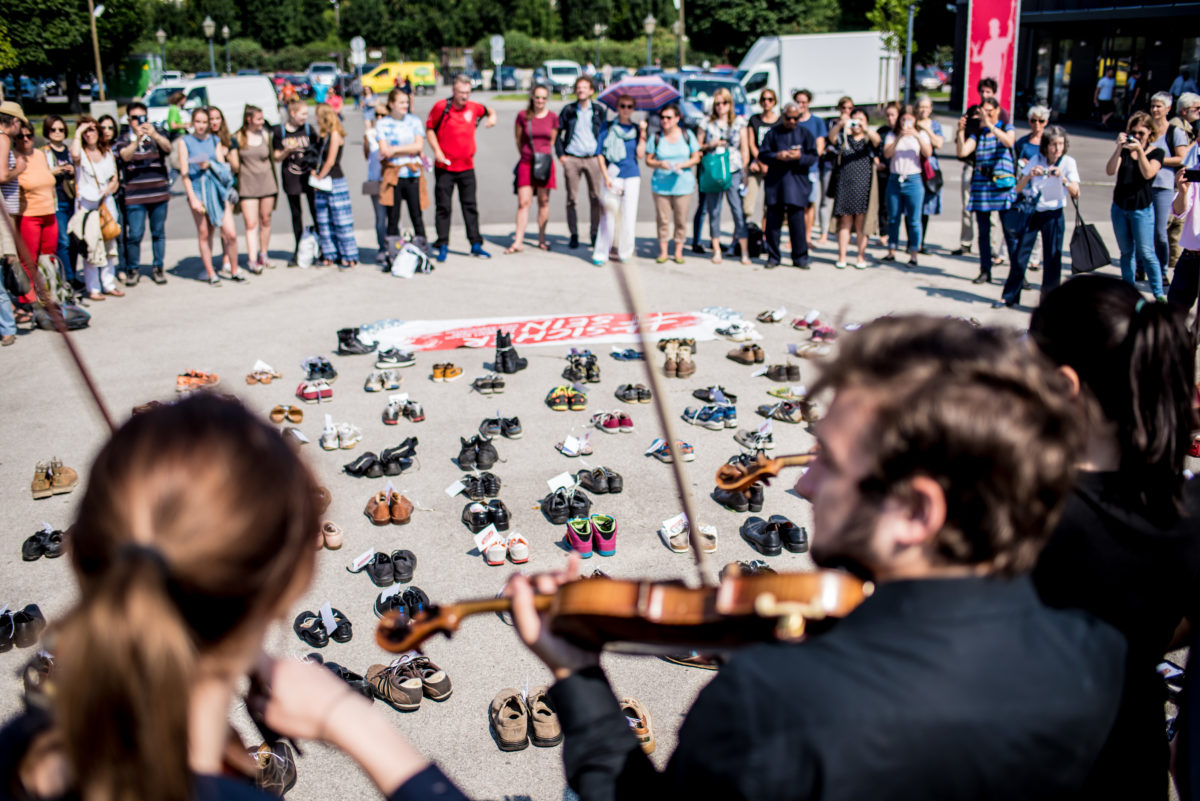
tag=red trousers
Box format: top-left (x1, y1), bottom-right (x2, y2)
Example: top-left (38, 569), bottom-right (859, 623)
top-left (18, 214), bottom-right (57, 304)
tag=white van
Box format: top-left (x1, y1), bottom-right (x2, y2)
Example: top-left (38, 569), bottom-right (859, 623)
top-left (142, 84), bottom-right (186, 127)
top-left (180, 75), bottom-right (281, 129)
top-left (538, 60), bottom-right (582, 95)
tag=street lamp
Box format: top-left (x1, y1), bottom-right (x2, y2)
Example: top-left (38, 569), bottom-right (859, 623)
top-left (202, 16), bottom-right (216, 74)
top-left (643, 15), bottom-right (656, 69)
top-left (672, 20), bottom-right (682, 70)
top-left (156, 28), bottom-right (167, 73)
top-left (593, 23), bottom-right (607, 73)
top-left (221, 24), bottom-right (230, 74)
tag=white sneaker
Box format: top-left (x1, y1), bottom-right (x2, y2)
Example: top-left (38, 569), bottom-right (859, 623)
top-left (363, 371), bottom-right (385, 392)
top-left (854, 260), bottom-right (867, 270)
top-left (381, 369), bottom-right (402, 390)
top-left (834, 260), bottom-right (847, 269)
top-left (506, 533), bottom-right (530, 564)
top-left (319, 422), bottom-right (339, 451)
top-left (337, 423), bottom-right (363, 449)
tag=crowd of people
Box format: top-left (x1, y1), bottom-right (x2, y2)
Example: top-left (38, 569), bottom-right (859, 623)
top-left (1, 73), bottom-right (1200, 344)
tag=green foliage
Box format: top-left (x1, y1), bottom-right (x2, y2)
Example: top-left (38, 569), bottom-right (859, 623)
top-left (866, 0), bottom-right (915, 53)
top-left (0, 22), bottom-right (20, 72)
top-left (5, 0), bottom-right (88, 68)
top-left (685, 0), bottom-right (840, 60)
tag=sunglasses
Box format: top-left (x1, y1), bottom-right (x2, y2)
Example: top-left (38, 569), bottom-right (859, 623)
top-left (661, 115), bottom-right (678, 121)
top-left (49, 126), bottom-right (66, 133)
top-left (714, 100), bottom-right (729, 106)
top-left (100, 125), bottom-right (115, 130)
top-left (784, 115), bottom-right (800, 122)
top-left (15, 133), bottom-right (31, 140)
top-left (761, 97), bottom-right (776, 103)
top-left (618, 103), bottom-right (635, 109)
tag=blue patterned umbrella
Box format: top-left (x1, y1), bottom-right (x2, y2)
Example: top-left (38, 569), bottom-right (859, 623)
top-left (597, 77), bottom-right (681, 111)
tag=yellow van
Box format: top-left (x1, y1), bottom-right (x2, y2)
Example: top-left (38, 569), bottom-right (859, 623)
top-left (361, 62), bottom-right (404, 95)
top-left (399, 62), bottom-right (437, 95)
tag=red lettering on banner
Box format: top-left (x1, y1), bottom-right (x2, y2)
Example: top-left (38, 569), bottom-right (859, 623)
top-left (392, 312), bottom-right (708, 352)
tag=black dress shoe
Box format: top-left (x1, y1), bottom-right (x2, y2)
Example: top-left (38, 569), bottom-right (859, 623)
top-left (363, 552), bottom-right (395, 587)
top-left (951, 246), bottom-right (972, 256)
top-left (488, 499), bottom-right (511, 531)
top-left (0, 613), bottom-right (14, 653)
top-left (972, 273), bottom-right (991, 285)
top-left (769, 515), bottom-right (808, 553)
top-left (457, 437), bottom-right (478, 470)
top-left (740, 516), bottom-right (783, 556)
top-left (712, 486), bottom-right (750, 512)
top-left (691, 242), bottom-right (707, 254)
top-left (569, 234), bottom-right (579, 249)
top-left (462, 502), bottom-right (491, 533)
top-left (480, 471), bottom-right (502, 497)
top-left (747, 483), bottom-right (764, 513)
top-left (293, 610), bottom-right (329, 648)
top-left (793, 258), bottom-right (811, 270)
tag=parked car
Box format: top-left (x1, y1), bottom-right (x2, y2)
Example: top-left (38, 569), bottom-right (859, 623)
top-left (662, 72), bottom-right (750, 118)
top-left (180, 75), bottom-right (281, 127)
top-left (193, 71), bottom-right (219, 79)
top-left (537, 60), bottom-right (582, 95)
top-left (142, 84), bottom-right (187, 126)
top-left (608, 67), bottom-right (631, 84)
top-left (236, 69), bottom-right (261, 76)
top-left (463, 69), bottom-right (483, 90)
top-left (399, 62), bottom-right (437, 94)
top-left (914, 66), bottom-right (943, 91)
top-left (160, 70), bottom-right (184, 84)
top-left (635, 66), bottom-right (663, 77)
top-left (3, 76), bottom-right (47, 103)
top-left (490, 65), bottom-right (520, 91)
top-left (361, 62), bottom-right (402, 94)
top-left (307, 62), bottom-right (339, 87)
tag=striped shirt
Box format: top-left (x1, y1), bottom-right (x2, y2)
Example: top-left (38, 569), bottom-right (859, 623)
top-left (2, 150), bottom-right (17, 214)
top-left (967, 128), bottom-right (1015, 212)
top-left (115, 130), bottom-right (170, 206)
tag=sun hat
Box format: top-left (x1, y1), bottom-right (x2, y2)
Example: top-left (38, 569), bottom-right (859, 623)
top-left (0, 101), bottom-right (28, 124)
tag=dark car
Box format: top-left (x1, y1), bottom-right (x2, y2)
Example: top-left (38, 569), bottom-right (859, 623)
top-left (609, 67), bottom-right (631, 84)
top-left (193, 71), bottom-right (219, 79)
top-left (288, 75), bottom-right (314, 98)
top-left (635, 66), bottom-right (664, 77)
top-left (463, 69), bottom-right (483, 90)
top-left (236, 69), bottom-right (261, 76)
top-left (490, 65), bottom-right (519, 91)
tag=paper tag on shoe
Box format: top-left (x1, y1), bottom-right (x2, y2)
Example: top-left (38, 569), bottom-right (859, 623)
top-left (791, 384), bottom-right (808, 398)
top-left (350, 549), bottom-right (375, 571)
top-left (750, 366), bottom-right (768, 377)
top-left (319, 602), bottom-right (337, 636)
top-left (571, 382), bottom-right (589, 395)
top-left (324, 413), bottom-right (334, 428)
top-left (804, 309), bottom-right (820, 324)
top-left (547, 471), bottom-right (575, 492)
top-left (773, 305), bottom-right (787, 319)
top-left (388, 392), bottom-right (409, 404)
top-left (473, 524), bottom-right (503, 553)
top-left (252, 359), bottom-right (274, 373)
top-left (757, 419), bottom-right (773, 436)
top-left (40, 521), bottom-right (54, 534)
top-left (379, 583), bottom-right (403, 600)
top-left (844, 322), bottom-right (862, 331)
top-left (561, 435), bottom-right (581, 456)
top-left (445, 479), bottom-right (466, 497)
top-left (711, 388), bottom-right (729, 404)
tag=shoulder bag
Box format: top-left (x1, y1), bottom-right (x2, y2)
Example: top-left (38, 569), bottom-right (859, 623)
top-left (699, 127), bottom-right (733, 193)
top-left (82, 153), bottom-right (121, 241)
top-left (308, 134), bottom-right (333, 192)
top-left (1069, 194), bottom-right (1111, 274)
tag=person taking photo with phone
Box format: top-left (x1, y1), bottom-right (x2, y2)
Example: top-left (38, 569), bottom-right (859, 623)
top-left (116, 101), bottom-right (173, 286)
top-left (1106, 111), bottom-right (1166, 299)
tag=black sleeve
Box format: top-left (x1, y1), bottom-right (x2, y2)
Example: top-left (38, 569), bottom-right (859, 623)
top-left (386, 763), bottom-right (471, 801)
top-left (271, 127), bottom-right (283, 150)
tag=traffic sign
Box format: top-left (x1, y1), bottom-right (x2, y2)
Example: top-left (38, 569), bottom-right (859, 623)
top-left (490, 34), bottom-right (505, 66)
top-left (350, 36), bottom-right (366, 54)
top-left (350, 50), bottom-right (366, 66)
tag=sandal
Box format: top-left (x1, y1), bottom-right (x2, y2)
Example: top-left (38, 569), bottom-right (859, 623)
top-left (656, 256), bottom-right (668, 264)
top-left (88, 292), bottom-right (106, 301)
top-left (105, 288), bottom-right (125, 297)
top-left (292, 610), bottom-right (329, 648)
top-left (538, 242), bottom-right (551, 251)
top-left (756, 309), bottom-right (784, 324)
top-left (504, 244), bottom-right (523, 254)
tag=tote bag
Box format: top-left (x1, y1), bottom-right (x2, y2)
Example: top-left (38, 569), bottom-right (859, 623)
top-left (699, 148), bottom-right (733, 193)
top-left (1069, 195), bottom-right (1111, 274)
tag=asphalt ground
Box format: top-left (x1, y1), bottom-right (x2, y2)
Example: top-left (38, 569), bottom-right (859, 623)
top-left (0, 94), bottom-right (1166, 801)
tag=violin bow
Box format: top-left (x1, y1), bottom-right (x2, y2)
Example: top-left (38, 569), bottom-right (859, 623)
top-left (610, 259), bottom-right (714, 587)
top-left (0, 205), bottom-right (116, 432)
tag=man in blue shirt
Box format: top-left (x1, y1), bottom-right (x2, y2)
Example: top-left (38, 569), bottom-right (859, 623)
top-left (758, 102), bottom-right (819, 268)
top-left (556, 76), bottom-right (606, 249)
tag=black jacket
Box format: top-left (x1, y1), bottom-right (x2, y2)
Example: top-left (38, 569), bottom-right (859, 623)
top-left (555, 101), bottom-right (605, 158)
top-left (551, 574), bottom-right (1125, 801)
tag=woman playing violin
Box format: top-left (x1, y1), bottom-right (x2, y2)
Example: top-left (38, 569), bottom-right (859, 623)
top-left (508, 315), bottom-right (1126, 801)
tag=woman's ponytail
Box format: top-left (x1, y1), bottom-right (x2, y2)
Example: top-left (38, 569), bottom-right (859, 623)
top-left (56, 546), bottom-right (195, 801)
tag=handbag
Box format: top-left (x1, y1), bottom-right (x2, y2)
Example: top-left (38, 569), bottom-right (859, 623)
top-left (526, 119), bottom-right (553, 184)
top-left (98, 204), bottom-right (121, 241)
top-left (361, 180), bottom-right (381, 196)
top-left (699, 148), bottom-right (733, 193)
top-left (82, 153), bottom-right (121, 241)
top-left (4, 257), bottom-right (31, 296)
top-left (306, 132), bottom-right (332, 191)
top-left (1003, 187), bottom-right (1040, 238)
top-left (1069, 195), bottom-right (1112, 274)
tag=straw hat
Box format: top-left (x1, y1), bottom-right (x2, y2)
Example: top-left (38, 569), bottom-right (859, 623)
top-left (0, 101), bottom-right (28, 123)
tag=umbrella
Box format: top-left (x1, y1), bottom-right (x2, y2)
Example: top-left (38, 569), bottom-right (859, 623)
top-left (597, 77), bottom-right (681, 111)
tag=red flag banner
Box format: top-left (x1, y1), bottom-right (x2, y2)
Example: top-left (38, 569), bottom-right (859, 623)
top-left (964, 0), bottom-right (1020, 110)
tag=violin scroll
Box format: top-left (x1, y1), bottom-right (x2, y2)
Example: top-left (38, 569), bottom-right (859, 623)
top-left (715, 452), bottom-right (819, 492)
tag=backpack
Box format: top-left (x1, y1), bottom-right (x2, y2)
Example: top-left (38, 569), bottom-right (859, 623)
top-left (390, 242), bottom-right (431, 278)
top-left (296, 227), bottom-right (319, 268)
top-left (746, 223), bottom-right (764, 258)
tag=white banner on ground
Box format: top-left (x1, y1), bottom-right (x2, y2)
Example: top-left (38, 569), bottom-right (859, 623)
top-left (366, 311), bottom-right (725, 352)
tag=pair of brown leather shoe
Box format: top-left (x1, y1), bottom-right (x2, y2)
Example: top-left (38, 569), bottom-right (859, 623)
top-left (365, 491), bottom-right (413, 526)
top-left (31, 459), bottom-right (78, 500)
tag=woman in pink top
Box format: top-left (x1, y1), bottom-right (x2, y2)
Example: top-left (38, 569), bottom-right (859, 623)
top-left (15, 120), bottom-right (58, 301)
top-left (507, 85), bottom-right (559, 253)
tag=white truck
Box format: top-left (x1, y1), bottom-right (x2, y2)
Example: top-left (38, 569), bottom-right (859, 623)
top-left (738, 31), bottom-right (898, 113)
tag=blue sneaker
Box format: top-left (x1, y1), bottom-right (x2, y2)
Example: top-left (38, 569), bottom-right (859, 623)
top-left (470, 243), bottom-right (491, 259)
top-left (722, 405), bottom-right (738, 429)
top-left (434, 244), bottom-right (448, 263)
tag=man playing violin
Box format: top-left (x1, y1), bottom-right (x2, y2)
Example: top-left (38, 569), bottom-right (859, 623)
top-left (509, 315), bottom-right (1126, 801)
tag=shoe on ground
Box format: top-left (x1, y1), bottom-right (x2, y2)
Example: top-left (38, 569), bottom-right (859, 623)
top-left (470, 243), bottom-right (491, 258)
top-left (376, 348), bottom-right (416, 368)
top-left (569, 234), bottom-right (579, 249)
top-left (526, 687), bottom-right (563, 746)
top-left (951, 246), bottom-right (972, 256)
top-left (770, 514), bottom-right (809, 553)
top-left (395, 653), bottom-right (452, 701)
top-left (337, 327), bottom-right (377, 356)
top-left (252, 741), bottom-right (298, 797)
top-left (366, 663), bottom-right (423, 712)
top-left (434, 244), bottom-right (448, 262)
top-left (740, 516), bottom-right (783, 556)
top-left (491, 689), bottom-right (529, 751)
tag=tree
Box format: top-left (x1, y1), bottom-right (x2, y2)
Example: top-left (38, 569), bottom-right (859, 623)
top-left (5, 0), bottom-right (88, 69)
top-left (866, 0), bottom-right (913, 54)
top-left (239, 0), bottom-right (297, 49)
top-left (0, 23), bottom-right (17, 72)
top-left (685, 0), bottom-right (838, 60)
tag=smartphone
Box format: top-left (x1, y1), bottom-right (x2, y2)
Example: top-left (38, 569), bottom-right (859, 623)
top-left (1184, 169), bottom-right (1200, 182)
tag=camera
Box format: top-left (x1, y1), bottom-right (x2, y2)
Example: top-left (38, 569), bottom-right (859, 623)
top-left (132, 114), bottom-right (147, 124)
top-left (964, 104), bottom-right (983, 137)
top-left (848, 119), bottom-right (860, 129)
top-left (976, 164), bottom-right (994, 180)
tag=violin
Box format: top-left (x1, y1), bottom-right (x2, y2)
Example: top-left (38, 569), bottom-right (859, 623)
top-left (715, 451), bottom-right (818, 492)
top-left (377, 570), bottom-right (870, 654)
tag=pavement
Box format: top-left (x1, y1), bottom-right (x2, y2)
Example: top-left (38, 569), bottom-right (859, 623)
top-left (0, 94), bottom-right (1147, 801)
